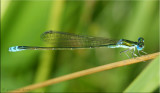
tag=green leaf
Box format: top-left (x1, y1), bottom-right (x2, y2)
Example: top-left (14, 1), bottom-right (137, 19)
top-left (124, 56), bottom-right (159, 92)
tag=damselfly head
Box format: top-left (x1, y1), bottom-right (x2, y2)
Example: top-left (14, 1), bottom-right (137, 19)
top-left (137, 37), bottom-right (144, 50)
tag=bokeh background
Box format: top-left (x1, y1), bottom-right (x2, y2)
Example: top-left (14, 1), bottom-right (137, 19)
top-left (1, 0), bottom-right (159, 92)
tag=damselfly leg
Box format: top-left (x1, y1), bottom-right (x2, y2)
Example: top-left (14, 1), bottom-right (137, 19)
top-left (120, 49), bottom-right (132, 59)
top-left (120, 48), bottom-right (140, 59)
top-left (138, 50), bottom-right (141, 56)
top-left (129, 49), bottom-right (138, 58)
top-left (141, 50), bottom-right (147, 54)
top-left (138, 50), bottom-right (147, 56)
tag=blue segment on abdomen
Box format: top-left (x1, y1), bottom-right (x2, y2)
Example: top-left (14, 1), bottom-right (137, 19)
top-left (9, 46), bottom-right (24, 52)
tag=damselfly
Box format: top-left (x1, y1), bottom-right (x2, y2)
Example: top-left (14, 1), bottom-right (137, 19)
top-left (9, 31), bottom-right (147, 57)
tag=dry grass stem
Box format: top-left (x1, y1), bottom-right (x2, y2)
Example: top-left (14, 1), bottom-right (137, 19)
top-left (9, 52), bottom-right (159, 93)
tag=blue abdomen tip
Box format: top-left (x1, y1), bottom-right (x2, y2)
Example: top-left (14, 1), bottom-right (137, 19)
top-left (9, 46), bottom-right (22, 52)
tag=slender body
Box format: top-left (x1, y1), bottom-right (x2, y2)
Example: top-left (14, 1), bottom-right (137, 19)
top-left (9, 31), bottom-right (147, 56)
top-left (9, 40), bottom-right (137, 51)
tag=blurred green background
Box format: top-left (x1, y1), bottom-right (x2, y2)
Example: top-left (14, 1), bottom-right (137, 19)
top-left (1, 0), bottom-right (159, 92)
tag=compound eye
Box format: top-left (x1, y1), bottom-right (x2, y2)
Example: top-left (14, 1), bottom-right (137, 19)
top-left (137, 45), bottom-right (143, 50)
top-left (138, 37), bottom-right (144, 42)
top-left (137, 42), bottom-right (144, 50)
